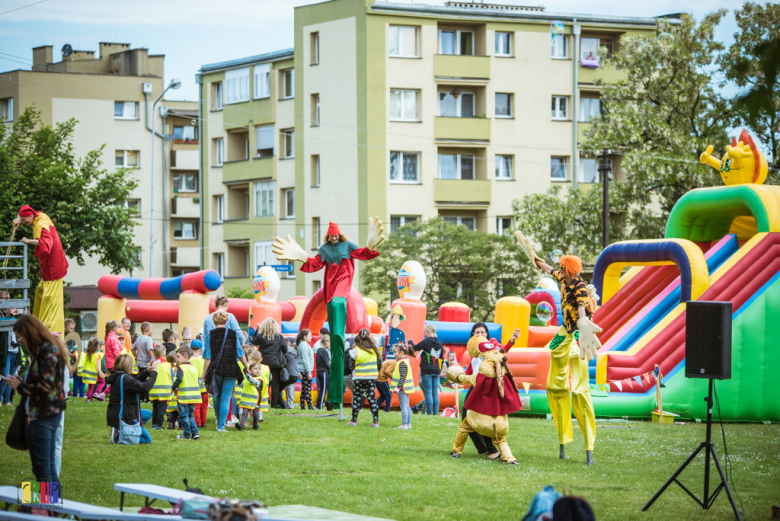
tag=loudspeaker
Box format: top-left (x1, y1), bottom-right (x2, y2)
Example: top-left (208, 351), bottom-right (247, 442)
top-left (685, 301), bottom-right (732, 380)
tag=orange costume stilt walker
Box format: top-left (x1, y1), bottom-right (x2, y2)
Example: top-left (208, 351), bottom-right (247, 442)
top-left (15, 205), bottom-right (69, 334)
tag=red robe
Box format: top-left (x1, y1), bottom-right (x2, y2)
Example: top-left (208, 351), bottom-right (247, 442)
top-left (33, 213), bottom-right (69, 281)
top-left (301, 242), bottom-right (379, 302)
top-left (463, 338), bottom-right (522, 416)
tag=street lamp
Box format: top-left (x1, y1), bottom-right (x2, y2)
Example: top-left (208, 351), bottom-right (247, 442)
top-left (149, 78), bottom-right (181, 277)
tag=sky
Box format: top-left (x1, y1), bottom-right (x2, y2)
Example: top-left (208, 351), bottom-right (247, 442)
top-left (0, 0), bottom-right (746, 103)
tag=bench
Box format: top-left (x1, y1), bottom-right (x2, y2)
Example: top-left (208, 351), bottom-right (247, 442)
top-left (114, 483), bottom-right (213, 511)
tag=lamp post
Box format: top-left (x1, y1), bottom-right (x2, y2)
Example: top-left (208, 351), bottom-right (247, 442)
top-left (149, 78), bottom-right (181, 277)
top-left (598, 147), bottom-right (612, 249)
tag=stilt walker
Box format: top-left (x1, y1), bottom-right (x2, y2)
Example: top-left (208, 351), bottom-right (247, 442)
top-left (273, 219), bottom-right (385, 420)
top-left (13, 205), bottom-right (69, 334)
top-left (515, 231), bottom-right (601, 465)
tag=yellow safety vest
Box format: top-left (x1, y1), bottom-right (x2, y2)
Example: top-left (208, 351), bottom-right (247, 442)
top-left (76, 353), bottom-right (85, 376)
top-left (391, 358), bottom-right (414, 394)
top-left (176, 363), bottom-right (201, 404)
top-left (239, 365), bottom-right (270, 410)
top-left (190, 355), bottom-right (206, 393)
top-left (150, 362), bottom-right (174, 401)
top-left (353, 348), bottom-right (379, 379)
top-left (81, 353), bottom-right (102, 385)
top-left (259, 365), bottom-right (270, 412)
top-left (233, 361), bottom-right (245, 402)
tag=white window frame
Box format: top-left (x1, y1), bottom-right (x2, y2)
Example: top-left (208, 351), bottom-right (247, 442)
top-left (254, 241), bottom-right (273, 270)
top-left (580, 97), bottom-right (601, 123)
top-left (254, 63), bottom-right (270, 99)
top-left (496, 217), bottom-right (512, 236)
top-left (225, 67), bottom-right (250, 105)
top-left (551, 35), bottom-right (568, 59)
top-left (495, 155), bottom-right (513, 180)
top-left (283, 188), bottom-right (295, 219)
top-left (580, 156), bottom-right (599, 184)
top-left (115, 149), bottom-right (139, 169)
top-left (124, 199), bottom-right (141, 215)
top-left (216, 195), bottom-right (224, 224)
top-left (256, 125), bottom-right (274, 157)
top-left (551, 96), bottom-right (568, 120)
top-left (214, 82), bottom-right (223, 110)
top-left (312, 93), bottom-right (320, 126)
top-left (495, 93), bottom-right (513, 118)
top-left (438, 154), bottom-right (475, 180)
top-left (282, 69), bottom-right (295, 99)
top-left (215, 138), bottom-right (224, 166)
top-left (388, 25), bottom-right (419, 58)
top-left (173, 173), bottom-right (197, 193)
top-left (312, 155), bottom-right (321, 187)
top-left (390, 151), bottom-right (420, 184)
top-left (437, 91), bottom-right (475, 118)
top-left (581, 38), bottom-right (612, 63)
top-left (215, 253), bottom-right (225, 280)
top-left (551, 156), bottom-right (569, 182)
top-left (282, 129), bottom-right (295, 158)
top-left (311, 32), bottom-right (320, 64)
top-left (438, 30), bottom-right (475, 56)
top-left (114, 101), bottom-right (137, 120)
top-left (443, 216), bottom-right (476, 231)
top-left (173, 221), bottom-right (197, 240)
top-left (495, 31), bottom-right (512, 57)
top-left (389, 89), bottom-right (419, 122)
top-left (390, 215), bottom-right (419, 234)
top-left (2, 98), bottom-right (13, 122)
top-left (254, 180), bottom-right (275, 217)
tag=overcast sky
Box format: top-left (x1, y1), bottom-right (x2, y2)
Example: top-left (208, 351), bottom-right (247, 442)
top-left (0, 0), bottom-right (745, 102)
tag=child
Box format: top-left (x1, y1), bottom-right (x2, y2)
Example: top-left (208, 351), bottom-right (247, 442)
top-left (296, 329), bottom-right (314, 410)
top-left (104, 320), bottom-right (122, 373)
top-left (165, 352), bottom-right (180, 429)
top-left (189, 339), bottom-right (208, 428)
top-left (171, 346), bottom-right (201, 440)
top-left (149, 344), bottom-right (173, 429)
top-left (238, 361), bottom-right (269, 430)
top-left (83, 338), bottom-right (106, 402)
top-left (376, 355), bottom-right (396, 414)
top-left (64, 319), bottom-right (85, 398)
top-left (180, 326), bottom-right (193, 349)
top-left (392, 343), bottom-right (414, 429)
top-left (315, 334), bottom-right (331, 411)
top-left (162, 328), bottom-right (177, 355)
top-left (441, 350), bottom-right (460, 413)
top-left (284, 341), bottom-right (300, 410)
top-left (347, 329), bottom-right (381, 427)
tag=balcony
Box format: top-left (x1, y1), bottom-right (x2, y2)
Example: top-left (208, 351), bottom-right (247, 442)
top-left (171, 246), bottom-right (200, 267)
top-left (223, 216), bottom-right (275, 243)
top-left (434, 54), bottom-right (490, 82)
top-left (170, 149), bottom-right (199, 170)
top-left (170, 196), bottom-right (200, 219)
top-left (435, 117), bottom-right (490, 142)
top-left (578, 63), bottom-right (623, 85)
top-left (434, 179), bottom-right (491, 208)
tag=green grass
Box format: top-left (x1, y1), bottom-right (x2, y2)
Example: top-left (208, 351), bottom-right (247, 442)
top-left (1, 398), bottom-right (779, 521)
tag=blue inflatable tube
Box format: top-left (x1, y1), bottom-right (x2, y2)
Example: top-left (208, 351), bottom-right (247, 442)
top-left (426, 321), bottom-right (502, 344)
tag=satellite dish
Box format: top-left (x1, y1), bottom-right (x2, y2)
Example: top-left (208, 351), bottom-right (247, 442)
top-left (62, 44), bottom-right (73, 57)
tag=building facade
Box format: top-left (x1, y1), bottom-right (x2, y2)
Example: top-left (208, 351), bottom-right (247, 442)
top-left (199, 0), bottom-right (661, 298)
top-left (0, 42), bottom-right (199, 285)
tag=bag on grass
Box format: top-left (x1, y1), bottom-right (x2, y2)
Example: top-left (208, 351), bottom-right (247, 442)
top-left (6, 395), bottom-right (28, 451)
top-left (117, 374), bottom-right (142, 445)
top-left (523, 486), bottom-right (561, 521)
top-left (179, 498), bottom-right (211, 519)
top-left (208, 499), bottom-right (268, 521)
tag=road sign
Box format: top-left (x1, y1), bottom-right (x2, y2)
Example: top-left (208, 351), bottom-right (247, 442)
top-left (271, 264), bottom-right (293, 272)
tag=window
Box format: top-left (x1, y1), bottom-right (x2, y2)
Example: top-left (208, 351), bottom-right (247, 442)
top-left (214, 253), bottom-right (225, 280)
top-left (496, 217), bottom-right (512, 236)
top-left (438, 91), bottom-right (474, 118)
top-left (312, 280), bottom-right (322, 293)
top-left (284, 189), bottom-right (295, 219)
top-left (443, 216), bottom-right (475, 231)
top-left (215, 195), bottom-right (224, 223)
top-left (390, 152), bottom-right (419, 183)
top-left (495, 32), bottom-right (512, 56)
top-left (173, 125), bottom-right (198, 143)
top-left (311, 32), bottom-right (320, 64)
top-left (390, 216), bottom-right (418, 234)
top-left (311, 155), bottom-right (320, 187)
top-left (495, 93), bottom-right (513, 118)
top-left (114, 101), bottom-right (137, 119)
top-left (282, 129), bottom-right (295, 158)
top-left (438, 30), bottom-right (473, 55)
top-left (389, 26), bottom-right (419, 57)
top-left (580, 97), bottom-right (602, 122)
top-left (312, 217), bottom-right (321, 249)
top-left (438, 154), bottom-right (474, 180)
top-left (173, 173), bottom-right (197, 192)
top-left (173, 222), bottom-right (197, 239)
top-left (551, 157), bottom-right (568, 181)
top-left (581, 38), bottom-right (612, 63)
top-left (115, 149), bottom-right (139, 168)
top-left (256, 126), bottom-right (274, 157)
top-left (1, 98), bottom-right (12, 121)
top-left (495, 155), bottom-right (513, 179)
top-left (124, 199), bottom-right (141, 215)
top-left (282, 69), bottom-right (294, 99)
top-left (225, 67), bottom-right (250, 104)
top-left (215, 138), bottom-right (224, 166)
top-left (254, 181), bottom-right (274, 217)
top-left (580, 157), bottom-right (599, 183)
top-left (551, 96), bottom-right (568, 120)
top-left (255, 241), bottom-right (272, 269)
top-left (389, 89), bottom-right (419, 121)
top-left (254, 63), bottom-right (270, 99)
top-left (551, 35), bottom-right (568, 59)
top-left (311, 94), bottom-right (320, 126)
top-left (213, 82), bottom-right (223, 110)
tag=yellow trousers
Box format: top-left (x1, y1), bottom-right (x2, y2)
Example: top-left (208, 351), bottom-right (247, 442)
top-left (32, 278), bottom-right (64, 334)
top-left (546, 327), bottom-right (596, 451)
top-left (452, 410), bottom-right (516, 463)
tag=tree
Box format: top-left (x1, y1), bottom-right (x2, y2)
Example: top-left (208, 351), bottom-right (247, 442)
top-left (723, 2), bottom-right (780, 177)
top-left (226, 284), bottom-right (254, 300)
top-left (0, 107), bottom-right (139, 302)
top-left (362, 218), bottom-right (538, 322)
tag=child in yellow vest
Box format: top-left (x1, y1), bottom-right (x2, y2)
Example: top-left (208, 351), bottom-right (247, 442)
top-left (171, 346), bottom-right (201, 440)
top-left (392, 344), bottom-right (414, 429)
top-left (347, 329), bottom-right (381, 427)
top-left (238, 361), bottom-right (269, 430)
top-left (83, 338), bottom-right (107, 402)
top-left (165, 352), bottom-right (180, 430)
top-left (189, 339), bottom-right (208, 428)
top-left (149, 344), bottom-right (173, 429)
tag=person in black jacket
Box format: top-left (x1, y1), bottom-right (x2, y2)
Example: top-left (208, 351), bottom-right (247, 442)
top-left (315, 335), bottom-right (331, 411)
top-left (410, 324), bottom-right (444, 415)
top-left (106, 354), bottom-right (158, 444)
top-left (251, 318), bottom-right (288, 409)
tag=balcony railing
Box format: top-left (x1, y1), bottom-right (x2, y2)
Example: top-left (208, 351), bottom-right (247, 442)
top-left (434, 54), bottom-right (490, 80)
top-left (434, 116), bottom-right (491, 141)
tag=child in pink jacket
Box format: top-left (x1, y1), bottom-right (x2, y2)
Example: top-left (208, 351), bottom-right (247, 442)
top-left (104, 320), bottom-right (122, 372)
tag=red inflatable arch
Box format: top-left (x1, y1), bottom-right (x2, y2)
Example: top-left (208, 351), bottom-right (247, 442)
top-left (300, 286), bottom-right (368, 334)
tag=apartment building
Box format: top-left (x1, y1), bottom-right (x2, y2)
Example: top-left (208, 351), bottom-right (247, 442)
top-left (199, 0), bottom-right (662, 297)
top-left (0, 42), bottom-right (199, 285)
top-left (198, 49), bottom-right (300, 300)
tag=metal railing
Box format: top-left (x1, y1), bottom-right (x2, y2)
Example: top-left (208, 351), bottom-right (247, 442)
top-left (0, 242), bottom-right (30, 332)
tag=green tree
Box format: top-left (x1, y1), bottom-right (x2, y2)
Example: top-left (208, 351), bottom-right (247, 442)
top-left (362, 218), bottom-right (538, 322)
top-left (0, 107), bottom-right (139, 302)
top-left (226, 283), bottom-right (255, 300)
top-left (723, 2), bottom-right (780, 174)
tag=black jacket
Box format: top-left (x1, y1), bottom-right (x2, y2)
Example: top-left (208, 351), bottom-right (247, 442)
top-left (411, 336), bottom-right (445, 375)
top-left (106, 369), bottom-right (157, 428)
top-left (315, 348), bottom-right (331, 374)
top-left (251, 333), bottom-right (288, 369)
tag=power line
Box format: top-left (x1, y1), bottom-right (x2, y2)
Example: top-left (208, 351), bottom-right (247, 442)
top-left (0, 0), bottom-right (48, 16)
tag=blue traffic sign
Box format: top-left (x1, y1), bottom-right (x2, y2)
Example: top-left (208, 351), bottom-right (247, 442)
top-left (271, 264), bottom-right (293, 272)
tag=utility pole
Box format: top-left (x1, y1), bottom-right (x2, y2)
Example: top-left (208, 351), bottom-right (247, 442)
top-left (599, 147), bottom-right (612, 249)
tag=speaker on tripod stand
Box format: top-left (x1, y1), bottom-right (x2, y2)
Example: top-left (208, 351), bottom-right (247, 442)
top-left (642, 301), bottom-right (741, 520)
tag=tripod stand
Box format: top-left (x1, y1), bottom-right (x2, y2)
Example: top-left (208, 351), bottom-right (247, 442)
top-left (642, 379), bottom-right (741, 520)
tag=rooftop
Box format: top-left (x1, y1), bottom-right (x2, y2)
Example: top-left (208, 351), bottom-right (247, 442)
top-left (200, 48), bottom-right (295, 75)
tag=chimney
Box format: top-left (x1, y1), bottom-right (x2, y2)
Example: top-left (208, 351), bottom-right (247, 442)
top-left (32, 46), bottom-right (52, 71)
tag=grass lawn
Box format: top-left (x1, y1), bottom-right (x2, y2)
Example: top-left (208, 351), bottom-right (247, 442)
top-left (1, 398), bottom-right (779, 520)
